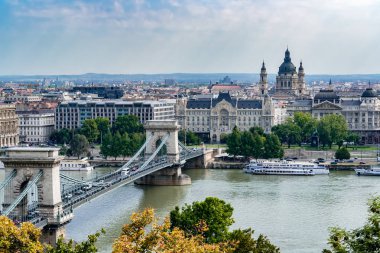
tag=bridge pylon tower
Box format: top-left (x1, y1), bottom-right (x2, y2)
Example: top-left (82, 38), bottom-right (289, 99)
top-left (136, 120), bottom-right (191, 185)
top-left (1, 147), bottom-right (73, 245)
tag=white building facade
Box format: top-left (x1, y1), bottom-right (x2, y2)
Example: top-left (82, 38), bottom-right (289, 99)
top-left (18, 110), bottom-right (55, 143)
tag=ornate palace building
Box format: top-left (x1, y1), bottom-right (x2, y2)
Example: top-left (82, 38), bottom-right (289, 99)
top-left (176, 92), bottom-right (274, 143)
top-left (287, 85), bottom-right (380, 144)
top-left (0, 103), bottom-right (19, 147)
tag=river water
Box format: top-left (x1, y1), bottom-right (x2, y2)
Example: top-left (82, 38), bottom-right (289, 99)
top-left (2, 168), bottom-right (380, 252)
top-left (62, 168), bottom-right (380, 253)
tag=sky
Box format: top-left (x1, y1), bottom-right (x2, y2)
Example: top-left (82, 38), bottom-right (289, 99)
top-left (1, 0), bottom-right (380, 75)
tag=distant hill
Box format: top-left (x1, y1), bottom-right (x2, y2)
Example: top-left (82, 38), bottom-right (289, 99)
top-left (1, 73), bottom-right (380, 84)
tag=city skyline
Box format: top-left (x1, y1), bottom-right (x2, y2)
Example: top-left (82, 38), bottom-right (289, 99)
top-left (1, 0), bottom-right (380, 75)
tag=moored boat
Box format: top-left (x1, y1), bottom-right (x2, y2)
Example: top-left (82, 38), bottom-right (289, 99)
top-left (245, 160), bottom-right (329, 176)
top-left (355, 167), bottom-right (380, 176)
top-left (60, 158), bottom-right (94, 171)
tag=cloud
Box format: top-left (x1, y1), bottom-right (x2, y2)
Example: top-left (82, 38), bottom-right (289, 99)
top-left (1, 0), bottom-right (380, 74)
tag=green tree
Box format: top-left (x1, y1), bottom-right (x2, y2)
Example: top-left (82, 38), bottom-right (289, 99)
top-left (49, 128), bottom-right (73, 145)
top-left (112, 115), bottom-right (143, 135)
top-left (226, 126), bottom-right (242, 157)
top-left (169, 197), bottom-right (280, 253)
top-left (318, 114), bottom-right (348, 148)
top-left (263, 134), bottom-right (284, 159)
top-left (249, 126), bottom-right (265, 136)
top-left (251, 133), bottom-right (264, 160)
top-left (95, 117), bottom-right (110, 143)
top-left (46, 230), bottom-right (104, 253)
top-left (0, 216), bottom-right (103, 253)
top-left (186, 131), bottom-right (201, 145)
top-left (81, 119), bottom-right (99, 144)
top-left (120, 133), bottom-right (131, 159)
top-left (130, 133), bottom-right (145, 154)
top-left (335, 147), bottom-right (350, 160)
top-left (170, 197), bottom-right (234, 243)
top-left (59, 145), bottom-right (69, 156)
top-left (220, 133), bottom-right (229, 144)
top-left (346, 132), bottom-right (360, 148)
top-left (272, 121), bottom-right (301, 148)
top-left (111, 131), bottom-right (123, 160)
top-left (240, 131), bottom-right (254, 158)
top-left (228, 228), bottom-right (280, 253)
top-left (293, 112), bottom-right (317, 143)
top-left (70, 134), bottom-right (90, 159)
top-left (100, 131), bottom-right (113, 159)
top-left (113, 208), bottom-right (231, 253)
top-left (324, 196), bottom-right (380, 253)
top-left (0, 216), bottom-right (43, 252)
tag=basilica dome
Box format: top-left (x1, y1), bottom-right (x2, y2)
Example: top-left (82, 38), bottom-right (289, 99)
top-left (278, 48), bottom-right (297, 75)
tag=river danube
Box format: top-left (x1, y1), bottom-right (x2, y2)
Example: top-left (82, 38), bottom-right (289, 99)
top-left (60, 168), bottom-right (380, 253)
top-left (2, 168), bottom-right (379, 252)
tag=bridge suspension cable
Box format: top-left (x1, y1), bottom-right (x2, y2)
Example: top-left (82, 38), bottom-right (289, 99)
top-left (139, 134), bottom-right (170, 171)
top-left (0, 169), bottom-right (16, 191)
top-left (115, 134), bottom-right (153, 173)
top-left (178, 141), bottom-right (191, 153)
top-left (60, 174), bottom-right (87, 184)
top-left (3, 170), bottom-right (43, 216)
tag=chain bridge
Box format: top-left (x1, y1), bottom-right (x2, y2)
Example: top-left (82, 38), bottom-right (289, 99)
top-left (0, 120), bottom-right (215, 244)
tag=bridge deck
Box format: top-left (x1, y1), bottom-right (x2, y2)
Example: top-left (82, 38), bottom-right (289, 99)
top-left (62, 150), bottom-right (204, 211)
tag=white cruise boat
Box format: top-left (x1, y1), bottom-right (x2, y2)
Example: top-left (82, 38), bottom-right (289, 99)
top-left (60, 158), bottom-right (94, 171)
top-left (355, 167), bottom-right (380, 176)
top-left (244, 160), bottom-right (329, 176)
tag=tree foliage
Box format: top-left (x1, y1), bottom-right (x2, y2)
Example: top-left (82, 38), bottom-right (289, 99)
top-left (70, 134), bottom-right (90, 159)
top-left (95, 117), bottom-right (110, 143)
top-left (263, 134), bottom-right (284, 159)
top-left (324, 196), bottom-right (380, 253)
top-left (335, 147), bottom-right (350, 160)
top-left (178, 130), bottom-right (201, 145)
top-left (0, 216), bottom-right (103, 253)
top-left (112, 115), bottom-right (143, 135)
top-left (293, 112), bottom-right (317, 143)
top-left (226, 127), bottom-right (283, 159)
top-left (170, 197), bottom-right (235, 243)
top-left (249, 126), bottom-right (265, 136)
top-left (169, 197), bottom-right (280, 253)
top-left (46, 230), bottom-right (104, 253)
top-left (346, 132), bottom-right (360, 148)
top-left (81, 119), bottom-right (99, 143)
top-left (226, 126), bottom-right (242, 157)
top-left (228, 228), bottom-right (280, 253)
top-left (318, 114), bottom-right (348, 148)
top-left (100, 131), bottom-right (113, 159)
top-left (272, 121), bottom-right (301, 148)
top-left (49, 128), bottom-right (73, 145)
top-left (100, 131), bottom-right (145, 160)
top-left (0, 216), bottom-right (43, 253)
top-left (113, 208), bottom-right (232, 253)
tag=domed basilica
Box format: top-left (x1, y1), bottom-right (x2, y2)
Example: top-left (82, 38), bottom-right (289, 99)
top-left (259, 48), bottom-right (307, 99)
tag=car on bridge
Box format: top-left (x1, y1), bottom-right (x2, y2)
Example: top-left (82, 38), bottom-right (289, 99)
top-left (121, 167), bottom-right (131, 176)
top-left (83, 183), bottom-right (92, 190)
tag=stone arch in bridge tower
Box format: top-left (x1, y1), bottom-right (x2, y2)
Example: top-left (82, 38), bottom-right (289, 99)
top-left (144, 120), bottom-right (180, 163)
top-left (1, 147), bottom-right (71, 244)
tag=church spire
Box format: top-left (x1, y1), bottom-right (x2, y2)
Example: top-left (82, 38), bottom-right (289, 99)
top-left (259, 61), bottom-right (268, 95)
top-left (261, 61), bottom-right (266, 71)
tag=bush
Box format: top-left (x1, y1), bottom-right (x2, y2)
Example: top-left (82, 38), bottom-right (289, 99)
top-left (335, 147), bottom-right (350, 160)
